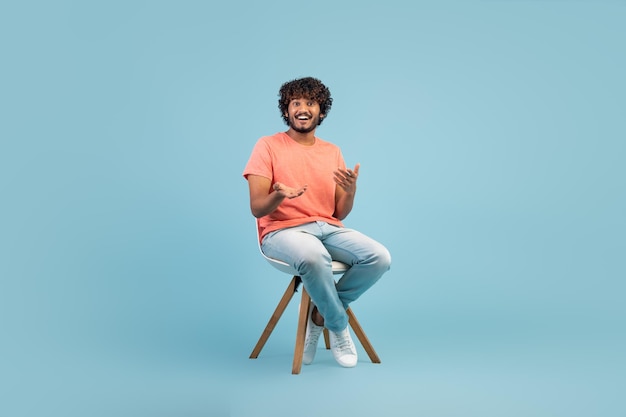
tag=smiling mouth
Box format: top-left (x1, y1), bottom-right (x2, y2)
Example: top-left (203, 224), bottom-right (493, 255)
top-left (296, 114), bottom-right (311, 121)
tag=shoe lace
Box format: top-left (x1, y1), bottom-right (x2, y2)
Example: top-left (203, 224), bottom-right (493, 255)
top-left (333, 330), bottom-right (354, 353)
top-left (305, 325), bottom-right (322, 347)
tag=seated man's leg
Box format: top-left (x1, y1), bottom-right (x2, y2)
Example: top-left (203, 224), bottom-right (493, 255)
top-left (321, 224), bottom-right (391, 309)
top-left (261, 223), bottom-right (348, 332)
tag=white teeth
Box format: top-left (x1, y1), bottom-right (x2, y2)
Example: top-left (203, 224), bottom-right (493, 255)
top-left (297, 115), bottom-right (310, 120)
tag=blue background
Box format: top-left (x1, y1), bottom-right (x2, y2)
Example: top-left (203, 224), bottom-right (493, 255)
top-left (1, 1), bottom-right (624, 416)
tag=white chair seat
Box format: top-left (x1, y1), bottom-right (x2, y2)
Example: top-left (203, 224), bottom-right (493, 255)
top-left (261, 252), bottom-right (349, 276)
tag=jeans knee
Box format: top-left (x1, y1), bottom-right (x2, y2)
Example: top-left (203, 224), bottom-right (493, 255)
top-left (371, 245), bottom-right (391, 273)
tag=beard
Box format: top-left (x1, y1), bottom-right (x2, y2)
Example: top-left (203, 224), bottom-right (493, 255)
top-left (289, 114), bottom-right (320, 133)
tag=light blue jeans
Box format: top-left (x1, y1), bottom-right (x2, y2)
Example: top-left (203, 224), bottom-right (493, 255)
top-left (261, 221), bottom-right (391, 332)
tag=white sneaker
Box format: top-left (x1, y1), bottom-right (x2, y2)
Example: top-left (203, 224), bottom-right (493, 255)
top-left (329, 327), bottom-right (358, 368)
top-left (303, 304), bottom-right (323, 365)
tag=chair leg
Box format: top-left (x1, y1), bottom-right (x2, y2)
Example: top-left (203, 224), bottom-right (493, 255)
top-left (347, 307), bottom-right (381, 364)
top-left (292, 286), bottom-right (311, 374)
top-left (250, 276), bottom-right (381, 372)
top-left (250, 276), bottom-right (300, 359)
top-left (323, 328), bottom-right (330, 349)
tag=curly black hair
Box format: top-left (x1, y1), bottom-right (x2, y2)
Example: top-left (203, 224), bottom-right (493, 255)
top-left (278, 77), bottom-right (333, 126)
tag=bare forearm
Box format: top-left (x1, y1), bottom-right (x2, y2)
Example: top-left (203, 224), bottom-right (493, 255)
top-left (333, 163), bottom-right (360, 220)
top-left (249, 180), bottom-right (308, 218)
top-left (251, 191), bottom-right (285, 218)
top-left (334, 191), bottom-right (356, 220)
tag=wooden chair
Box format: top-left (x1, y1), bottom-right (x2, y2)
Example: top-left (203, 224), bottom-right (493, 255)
top-left (249, 231), bottom-right (381, 374)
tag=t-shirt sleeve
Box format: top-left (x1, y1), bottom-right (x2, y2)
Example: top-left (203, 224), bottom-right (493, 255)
top-left (242, 137), bottom-right (273, 181)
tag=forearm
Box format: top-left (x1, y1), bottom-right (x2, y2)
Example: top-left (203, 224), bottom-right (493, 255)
top-left (334, 191), bottom-right (356, 220)
top-left (251, 191), bottom-right (285, 218)
top-left (248, 176), bottom-right (308, 218)
top-left (333, 164), bottom-right (360, 220)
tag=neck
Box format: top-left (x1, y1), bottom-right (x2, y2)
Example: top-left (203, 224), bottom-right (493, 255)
top-left (285, 128), bottom-right (316, 146)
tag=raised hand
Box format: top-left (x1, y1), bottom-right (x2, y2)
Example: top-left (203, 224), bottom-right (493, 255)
top-left (334, 163), bottom-right (360, 194)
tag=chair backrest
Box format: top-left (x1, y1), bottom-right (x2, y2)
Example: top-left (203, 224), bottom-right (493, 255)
top-left (256, 221), bottom-right (349, 276)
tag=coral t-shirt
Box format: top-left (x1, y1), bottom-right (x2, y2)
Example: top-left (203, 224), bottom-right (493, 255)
top-left (243, 132), bottom-right (346, 241)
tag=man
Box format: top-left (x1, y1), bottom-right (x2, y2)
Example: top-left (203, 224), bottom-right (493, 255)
top-left (243, 77), bottom-right (391, 368)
